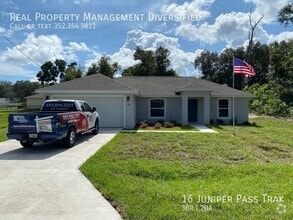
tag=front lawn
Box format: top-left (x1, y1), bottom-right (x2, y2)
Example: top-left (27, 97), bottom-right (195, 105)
top-left (81, 117), bottom-right (291, 219)
top-left (0, 111), bottom-right (11, 142)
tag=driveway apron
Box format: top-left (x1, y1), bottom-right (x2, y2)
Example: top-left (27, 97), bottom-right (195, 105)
top-left (0, 128), bottom-right (122, 220)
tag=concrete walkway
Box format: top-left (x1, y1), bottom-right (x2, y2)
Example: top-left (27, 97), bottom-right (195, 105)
top-left (192, 125), bottom-right (218, 133)
top-left (0, 129), bottom-right (122, 220)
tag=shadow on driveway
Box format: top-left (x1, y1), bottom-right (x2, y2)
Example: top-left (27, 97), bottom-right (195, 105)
top-left (0, 133), bottom-right (98, 161)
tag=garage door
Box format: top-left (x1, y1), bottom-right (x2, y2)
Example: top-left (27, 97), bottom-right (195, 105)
top-left (88, 97), bottom-right (124, 128)
top-left (53, 96), bottom-right (124, 128)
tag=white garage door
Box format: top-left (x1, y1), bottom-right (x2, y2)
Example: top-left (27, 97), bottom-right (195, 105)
top-left (89, 97), bottom-right (124, 128)
top-left (53, 95), bottom-right (124, 128)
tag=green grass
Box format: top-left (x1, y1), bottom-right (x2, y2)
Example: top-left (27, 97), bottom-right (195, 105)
top-left (80, 117), bottom-right (293, 220)
top-left (0, 109), bottom-right (36, 142)
top-left (0, 111), bottom-right (12, 142)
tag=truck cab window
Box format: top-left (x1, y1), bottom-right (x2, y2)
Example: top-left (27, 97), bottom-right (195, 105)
top-left (83, 102), bottom-right (93, 112)
top-left (79, 102), bottom-right (86, 111)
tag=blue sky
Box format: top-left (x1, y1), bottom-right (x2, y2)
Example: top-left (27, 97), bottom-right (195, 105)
top-left (0, 0), bottom-right (292, 82)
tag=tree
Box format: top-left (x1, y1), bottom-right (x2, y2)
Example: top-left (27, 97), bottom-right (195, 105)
top-left (246, 11), bottom-right (263, 58)
top-left (194, 50), bottom-right (219, 82)
top-left (122, 47), bottom-right (176, 76)
top-left (155, 46), bottom-right (170, 75)
top-left (0, 81), bottom-right (14, 100)
top-left (97, 56), bottom-right (120, 78)
top-left (62, 62), bottom-right (83, 82)
top-left (36, 59), bottom-right (84, 84)
top-left (278, 3), bottom-right (293, 27)
top-left (87, 63), bottom-right (99, 76)
top-left (86, 56), bottom-right (120, 78)
top-left (269, 39), bottom-right (293, 107)
top-left (244, 83), bottom-right (290, 116)
top-left (13, 81), bottom-right (40, 102)
top-left (133, 47), bottom-right (156, 76)
top-left (54, 59), bottom-right (67, 80)
top-left (245, 42), bottom-right (270, 86)
top-left (36, 60), bottom-right (67, 85)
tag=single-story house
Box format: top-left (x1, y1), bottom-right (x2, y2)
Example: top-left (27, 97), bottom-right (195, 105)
top-left (25, 93), bottom-right (46, 109)
top-left (34, 73), bottom-right (253, 129)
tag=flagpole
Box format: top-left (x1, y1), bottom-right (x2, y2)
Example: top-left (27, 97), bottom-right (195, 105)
top-left (232, 56), bottom-right (235, 127)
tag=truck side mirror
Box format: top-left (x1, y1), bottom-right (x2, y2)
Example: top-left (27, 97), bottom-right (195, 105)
top-left (92, 107), bottom-right (96, 112)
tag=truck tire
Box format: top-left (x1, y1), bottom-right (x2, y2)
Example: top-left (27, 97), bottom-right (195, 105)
top-left (20, 141), bottom-right (34, 148)
top-left (63, 127), bottom-right (76, 148)
top-left (91, 120), bottom-right (99, 135)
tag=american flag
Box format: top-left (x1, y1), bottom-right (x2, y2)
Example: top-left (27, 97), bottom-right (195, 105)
top-left (233, 57), bottom-right (255, 77)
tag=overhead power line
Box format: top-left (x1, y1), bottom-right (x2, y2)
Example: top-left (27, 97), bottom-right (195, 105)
top-left (0, 32), bottom-right (41, 68)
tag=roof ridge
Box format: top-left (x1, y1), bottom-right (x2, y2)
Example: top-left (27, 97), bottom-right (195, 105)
top-left (174, 80), bottom-right (196, 91)
top-left (111, 76), bottom-right (140, 94)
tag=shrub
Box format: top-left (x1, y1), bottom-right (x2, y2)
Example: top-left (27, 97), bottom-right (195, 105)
top-left (154, 122), bottom-right (162, 129)
top-left (139, 120), bottom-right (148, 129)
top-left (164, 121), bottom-right (174, 128)
top-left (244, 83), bottom-right (291, 117)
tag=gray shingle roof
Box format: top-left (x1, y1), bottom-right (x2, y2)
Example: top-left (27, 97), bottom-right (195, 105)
top-left (37, 74), bottom-right (253, 98)
top-left (116, 76), bottom-right (253, 97)
top-left (37, 73), bottom-right (138, 94)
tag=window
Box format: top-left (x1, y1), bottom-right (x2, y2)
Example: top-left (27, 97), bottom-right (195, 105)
top-left (83, 102), bottom-right (92, 112)
top-left (150, 99), bottom-right (165, 118)
top-left (218, 99), bottom-right (229, 118)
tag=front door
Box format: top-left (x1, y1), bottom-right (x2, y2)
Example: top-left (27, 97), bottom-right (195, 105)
top-left (188, 99), bottom-right (198, 123)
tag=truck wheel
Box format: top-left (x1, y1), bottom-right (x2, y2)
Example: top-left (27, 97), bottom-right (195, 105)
top-left (20, 141), bottom-right (34, 148)
top-left (92, 120), bottom-right (99, 135)
top-left (63, 127), bottom-right (76, 148)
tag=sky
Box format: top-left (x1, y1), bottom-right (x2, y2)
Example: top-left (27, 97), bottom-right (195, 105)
top-left (0, 0), bottom-right (292, 82)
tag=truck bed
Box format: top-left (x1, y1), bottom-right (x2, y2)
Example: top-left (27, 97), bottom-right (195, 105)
top-left (7, 112), bottom-right (74, 142)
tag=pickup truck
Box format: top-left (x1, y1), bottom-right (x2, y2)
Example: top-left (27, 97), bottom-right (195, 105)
top-left (7, 100), bottom-right (100, 148)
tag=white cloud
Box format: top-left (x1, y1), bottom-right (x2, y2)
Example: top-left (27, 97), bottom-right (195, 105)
top-left (161, 0), bottom-right (214, 22)
top-left (109, 30), bottom-right (203, 76)
top-left (73, 0), bottom-right (90, 4)
top-left (0, 33), bottom-right (62, 66)
top-left (160, 0), bottom-right (292, 47)
top-left (268, 31), bottom-right (293, 44)
top-left (174, 12), bottom-right (251, 46)
top-left (67, 42), bottom-right (90, 52)
top-left (0, 32), bottom-right (91, 78)
top-left (85, 30), bottom-right (202, 76)
top-left (84, 51), bottom-right (103, 69)
top-left (244, 0), bottom-right (290, 23)
top-left (0, 63), bottom-right (36, 78)
top-left (0, 33), bottom-right (91, 65)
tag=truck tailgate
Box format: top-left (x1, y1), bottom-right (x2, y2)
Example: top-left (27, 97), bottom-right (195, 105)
top-left (8, 113), bottom-right (56, 134)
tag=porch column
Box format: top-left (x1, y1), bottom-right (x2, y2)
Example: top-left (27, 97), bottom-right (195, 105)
top-left (182, 96), bottom-right (188, 125)
top-left (203, 94), bottom-right (210, 125)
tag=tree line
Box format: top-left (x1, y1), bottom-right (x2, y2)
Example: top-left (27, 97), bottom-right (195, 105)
top-left (35, 46), bottom-right (177, 85)
top-left (0, 46), bottom-right (176, 102)
top-left (194, 39), bottom-right (292, 117)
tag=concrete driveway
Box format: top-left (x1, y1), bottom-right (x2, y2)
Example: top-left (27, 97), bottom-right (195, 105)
top-left (0, 129), bottom-right (122, 220)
